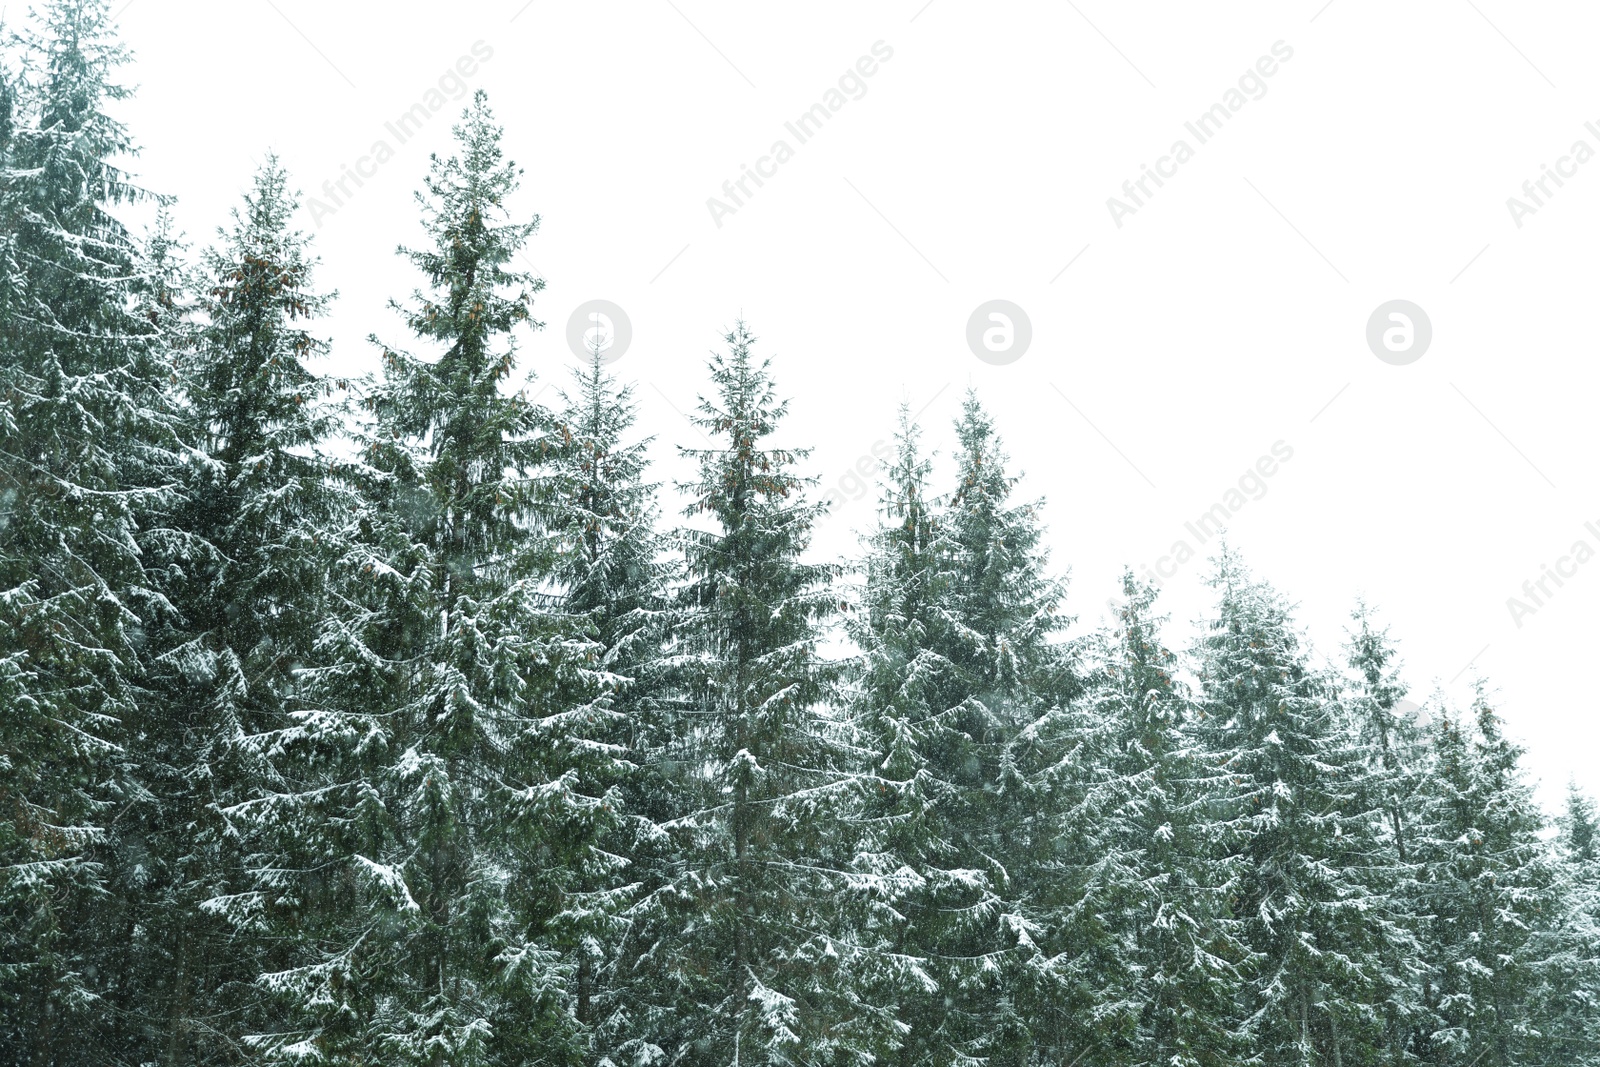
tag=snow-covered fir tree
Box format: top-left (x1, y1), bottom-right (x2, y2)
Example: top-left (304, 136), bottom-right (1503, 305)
top-left (1040, 572), bottom-right (1241, 1067)
top-left (1189, 551), bottom-right (1418, 1067)
top-left (1413, 687), bottom-right (1557, 1067)
top-left (1342, 604), bottom-right (1433, 1060)
top-left (0, 3), bottom-right (182, 1059)
top-left (1533, 782), bottom-right (1600, 1066)
top-left (537, 349), bottom-right (678, 1066)
top-left (652, 321), bottom-right (886, 1066)
top-left (108, 158), bottom-right (356, 1067)
top-left (843, 406), bottom-right (1000, 1067)
top-left (240, 92), bottom-right (608, 1067)
top-left (936, 392), bottom-right (1074, 1067)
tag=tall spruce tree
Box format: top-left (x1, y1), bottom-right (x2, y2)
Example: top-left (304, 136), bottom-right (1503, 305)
top-left (538, 350), bottom-right (677, 1066)
top-left (1533, 782), bottom-right (1600, 1066)
top-left (1190, 552), bottom-right (1416, 1067)
top-left (1413, 688), bottom-right (1556, 1067)
top-left (241, 92), bottom-right (607, 1066)
top-left (655, 321), bottom-right (884, 1065)
top-left (936, 393), bottom-right (1073, 1067)
top-left (0, 3), bottom-right (181, 1061)
top-left (1342, 605), bottom-right (1432, 1061)
top-left (111, 158), bottom-right (354, 1067)
top-left (844, 407), bottom-right (998, 1067)
top-left (1041, 572), bottom-right (1241, 1067)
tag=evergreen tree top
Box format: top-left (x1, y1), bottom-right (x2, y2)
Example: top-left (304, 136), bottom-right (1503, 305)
top-left (683, 320), bottom-right (797, 448)
top-left (544, 349), bottom-right (666, 612)
top-left (1102, 568), bottom-right (1181, 698)
top-left (10, 0), bottom-right (143, 212)
top-left (398, 88), bottom-right (542, 353)
top-left (943, 389), bottom-right (1070, 702)
top-left (949, 389), bottom-right (1032, 542)
top-left (369, 89), bottom-right (549, 542)
top-left (856, 404), bottom-right (940, 595)
top-left (880, 403), bottom-right (932, 526)
top-left (1559, 780), bottom-right (1598, 864)
top-left (1196, 547), bottom-right (1313, 691)
top-left (1345, 599), bottom-right (1405, 704)
top-left (195, 155), bottom-right (339, 465)
top-left (680, 319), bottom-right (822, 525)
top-left (556, 347), bottom-right (655, 481)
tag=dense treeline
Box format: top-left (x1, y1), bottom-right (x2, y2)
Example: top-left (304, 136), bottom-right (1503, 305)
top-left (2, 5), bottom-right (1598, 1066)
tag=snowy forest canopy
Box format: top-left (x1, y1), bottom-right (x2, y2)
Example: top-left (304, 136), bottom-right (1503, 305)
top-left (2, 4), bottom-right (1598, 1067)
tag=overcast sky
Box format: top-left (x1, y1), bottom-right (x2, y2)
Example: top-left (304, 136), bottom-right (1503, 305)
top-left (106, 0), bottom-right (1600, 809)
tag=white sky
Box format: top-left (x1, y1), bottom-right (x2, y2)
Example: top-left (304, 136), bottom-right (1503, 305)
top-left (106, 0), bottom-right (1599, 810)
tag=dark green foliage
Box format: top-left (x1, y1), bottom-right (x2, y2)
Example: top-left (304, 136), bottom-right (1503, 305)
top-left (846, 407), bottom-right (999, 1067)
top-left (650, 320), bottom-right (885, 1066)
top-left (0, 10), bottom-right (1595, 1067)
top-left (238, 93), bottom-right (606, 1067)
top-left (1190, 552), bottom-right (1419, 1067)
top-left (539, 353), bottom-right (675, 1063)
top-left (0, 3), bottom-right (179, 1060)
top-left (111, 157), bottom-right (354, 1067)
top-left (1041, 573), bottom-right (1242, 1067)
top-left (1413, 688), bottom-right (1557, 1067)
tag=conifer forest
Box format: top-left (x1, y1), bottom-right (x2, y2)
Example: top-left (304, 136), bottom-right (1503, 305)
top-left (1, 3), bottom-right (1597, 1066)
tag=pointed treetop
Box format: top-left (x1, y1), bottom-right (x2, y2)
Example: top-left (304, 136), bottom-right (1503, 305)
top-left (397, 88), bottom-right (543, 357)
top-left (1560, 780), bottom-right (1598, 863)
